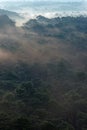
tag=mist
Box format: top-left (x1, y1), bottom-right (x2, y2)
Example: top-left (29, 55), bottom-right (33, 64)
top-left (0, 0), bottom-right (87, 26)
top-left (0, 0), bottom-right (87, 65)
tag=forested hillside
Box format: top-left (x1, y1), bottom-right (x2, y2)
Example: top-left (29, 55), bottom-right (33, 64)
top-left (0, 15), bottom-right (87, 130)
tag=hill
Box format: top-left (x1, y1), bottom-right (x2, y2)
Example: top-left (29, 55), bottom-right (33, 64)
top-left (0, 9), bottom-right (21, 19)
top-left (0, 15), bottom-right (15, 27)
top-left (0, 15), bottom-right (86, 130)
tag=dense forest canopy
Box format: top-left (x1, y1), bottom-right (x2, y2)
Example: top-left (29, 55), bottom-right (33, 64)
top-left (0, 14), bottom-right (86, 130)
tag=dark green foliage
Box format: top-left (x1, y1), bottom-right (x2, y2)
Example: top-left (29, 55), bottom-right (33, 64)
top-left (12, 117), bottom-right (30, 130)
top-left (76, 71), bottom-right (86, 81)
top-left (0, 16), bottom-right (87, 129)
top-left (0, 59), bottom-right (86, 129)
top-left (40, 121), bottom-right (57, 130)
top-left (16, 81), bottom-right (49, 107)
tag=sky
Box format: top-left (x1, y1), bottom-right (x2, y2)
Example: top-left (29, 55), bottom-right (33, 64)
top-left (0, 0), bottom-right (86, 26)
top-left (0, 0), bottom-right (86, 3)
top-left (0, 0), bottom-right (86, 1)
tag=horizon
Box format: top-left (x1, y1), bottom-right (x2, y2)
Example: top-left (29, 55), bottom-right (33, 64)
top-left (0, 0), bottom-right (87, 26)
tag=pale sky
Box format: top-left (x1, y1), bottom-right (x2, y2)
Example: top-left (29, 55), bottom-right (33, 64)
top-left (0, 0), bottom-right (86, 3)
top-left (0, 0), bottom-right (86, 1)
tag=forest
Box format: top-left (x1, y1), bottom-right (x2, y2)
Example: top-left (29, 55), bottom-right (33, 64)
top-left (0, 15), bottom-right (86, 130)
